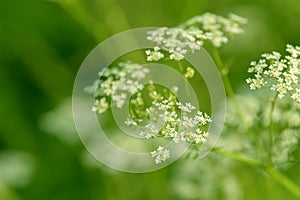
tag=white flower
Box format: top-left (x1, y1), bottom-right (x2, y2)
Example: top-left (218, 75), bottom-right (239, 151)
top-left (173, 131), bottom-right (187, 143)
top-left (246, 74), bottom-right (266, 90)
top-left (194, 111), bottom-right (212, 126)
top-left (146, 46), bottom-right (165, 61)
top-left (170, 47), bottom-right (187, 61)
top-left (193, 132), bottom-right (208, 144)
top-left (286, 44), bottom-right (300, 58)
top-left (247, 44), bottom-right (300, 102)
top-left (161, 124), bottom-right (177, 137)
top-left (151, 146), bottom-right (170, 164)
top-left (177, 102), bottom-right (196, 112)
top-left (160, 110), bottom-right (178, 122)
top-left (92, 98), bottom-right (109, 114)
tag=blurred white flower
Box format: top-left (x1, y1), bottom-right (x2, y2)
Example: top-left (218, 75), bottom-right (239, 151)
top-left (0, 152), bottom-right (34, 188)
top-left (224, 91), bottom-right (300, 167)
top-left (112, 93), bottom-right (127, 108)
top-left (146, 12), bottom-right (247, 61)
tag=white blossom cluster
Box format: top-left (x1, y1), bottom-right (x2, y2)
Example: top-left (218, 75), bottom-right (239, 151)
top-left (146, 27), bottom-right (209, 61)
top-left (89, 61), bottom-right (211, 164)
top-left (183, 13), bottom-right (247, 47)
top-left (150, 146), bottom-right (170, 164)
top-left (91, 62), bottom-right (149, 113)
top-left (146, 12), bottom-right (247, 61)
top-left (246, 44), bottom-right (300, 102)
top-left (128, 97), bottom-right (211, 146)
top-left (124, 86), bottom-right (211, 164)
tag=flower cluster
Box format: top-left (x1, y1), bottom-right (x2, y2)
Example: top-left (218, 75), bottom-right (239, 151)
top-left (125, 86), bottom-right (211, 164)
top-left (90, 62), bottom-right (149, 113)
top-left (127, 94), bottom-right (211, 146)
top-left (183, 13), bottom-right (247, 47)
top-left (151, 146), bottom-right (170, 164)
top-left (246, 44), bottom-right (300, 102)
top-left (89, 61), bottom-right (211, 164)
top-left (146, 12), bottom-right (247, 61)
top-left (146, 27), bottom-right (209, 61)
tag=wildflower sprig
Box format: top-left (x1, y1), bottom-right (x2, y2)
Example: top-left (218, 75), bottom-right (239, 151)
top-left (85, 12), bottom-right (300, 198)
top-left (246, 44), bottom-right (300, 102)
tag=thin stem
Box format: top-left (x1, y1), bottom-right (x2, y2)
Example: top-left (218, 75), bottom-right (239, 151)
top-left (177, 61), bottom-right (184, 73)
top-left (268, 93), bottom-right (278, 164)
top-left (210, 47), bottom-right (247, 125)
top-left (213, 148), bottom-right (300, 199)
top-left (213, 148), bottom-right (261, 167)
top-left (210, 47), bottom-right (259, 146)
top-left (265, 166), bottom-right (300, 199)
top-left (177, 61), bottom-right (192, 98)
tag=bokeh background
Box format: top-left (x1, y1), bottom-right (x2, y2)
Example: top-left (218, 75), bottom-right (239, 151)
top-left (0, 0), bottom-right (300, 199)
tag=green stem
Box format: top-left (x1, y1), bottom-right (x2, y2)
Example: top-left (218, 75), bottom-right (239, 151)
top-left (211, 47), bottom-right (246, 125)
top-left (213, 148), bottom-right (300, 199)
top-left (213, 148), bottom-right (261, 167)
top-left (210, 47), bottom-right (259, 145)
top-left (268, 93), bottom-right (278, 164)
top-left (177, 61), bottom-right (192, 98)
top-left (177, 61), bottom-right (184, 73)
top-left (265, 166), bottom-right (300, 199)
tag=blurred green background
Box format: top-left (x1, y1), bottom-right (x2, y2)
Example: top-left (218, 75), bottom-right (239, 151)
top-left (0, 0), bottom-right (300, 199)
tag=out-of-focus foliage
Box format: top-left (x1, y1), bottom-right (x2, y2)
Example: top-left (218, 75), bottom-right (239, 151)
top-left (0, 0), bottom-right (300, 199)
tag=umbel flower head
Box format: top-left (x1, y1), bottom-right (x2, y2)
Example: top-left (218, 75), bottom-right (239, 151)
top-left (88, 61), bottom-right (212, 164)
top-left (90, 62), bottom-right (149, 114)
top-left (126, 85), bottom-right (212, 164)
top-left (146, 12), bottom-right (247, 61)
top-left (246, 44), bottom-right (300, 102)
top-left (129, 98), bottom-right (211, 145)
